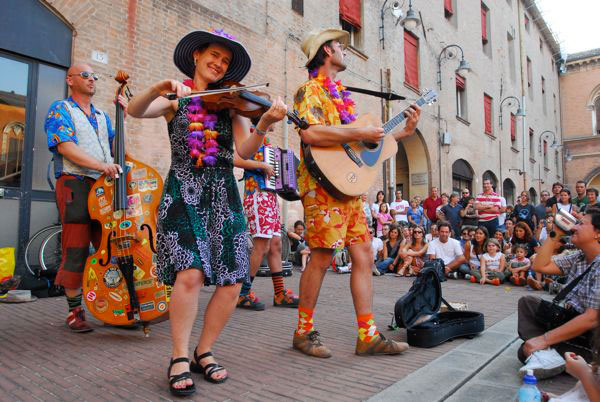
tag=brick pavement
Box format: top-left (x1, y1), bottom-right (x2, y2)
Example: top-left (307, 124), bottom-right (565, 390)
top-left (0, 271), bottom-right (575, 401)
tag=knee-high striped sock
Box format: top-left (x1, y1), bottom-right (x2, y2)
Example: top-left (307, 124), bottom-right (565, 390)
top-left (357, 313), bottom-right (380, 343)
top-left (240, 276), bottom-right (254, 298)
top-left (296, 306), bottom-right (314, 335)
top-left (271, 271), bottom-right (285, 298)
top-left (66, 294), bottom-right (82, 312)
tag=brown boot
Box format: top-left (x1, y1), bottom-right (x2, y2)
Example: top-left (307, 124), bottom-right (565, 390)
top-left (355, 333), bottom-right (409, 356)
top-left (293, 331), bottom-right (332, 358)
top-left (66, 307), bottom-right (93, 333)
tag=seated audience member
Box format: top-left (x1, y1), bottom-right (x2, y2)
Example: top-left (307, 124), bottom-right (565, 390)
top-left (400, 226), bottom-right (412, 248)
top-left (581, 188), bottom-right (600, 213)
top-left (397, 226), bottom-right (428, 277)
top-left (426, 224), bottom-right (439, 243)
top-left (426, 222), bottom-right (466, 279)
top-left (435, 193), bottom-right (449, 221)
top-left (494, 229), bottom-right (511, 255)
top-left (507, 245), bottom-right (530, 286)
top-left (516, 207), bottom-right (600, 379)
top-left (375, 225), bottom-right (402, 275)
top-left (376, 203), bottom-right (393, 237)
top-left (459, 228), bottom-right (471, 251)
top-left (379, 223), bottom-right (391, 241)
top-left (536, 216), bottom-right (554, 243)
top-left (504, 219), bottom-right (515, 241)
top-left (464, 226), bottom-right (490, 279)
top-left (370, 227), bottom-right (384, 276)
top-left (467, 238), bottom-right (506, 285)
top-left (288, 220), bottom-right (311, 272)
top-left (552, 188), bottom-right (577, 216)
top-left (511, 222), bottom-right (542, 289)
top-left (361, 193), bottom-right (373, 228)
top-left (408, 198), bottom-right (426, 227)
top-left (460, 196), bottom-right (479, 230)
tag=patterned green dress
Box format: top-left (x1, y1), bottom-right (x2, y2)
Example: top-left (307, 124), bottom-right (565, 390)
top-left (156, 99), bottom-right (249, 286)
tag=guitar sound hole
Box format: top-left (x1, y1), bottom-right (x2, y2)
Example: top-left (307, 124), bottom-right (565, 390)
top-left (363, 142), bottom-right (378, 150)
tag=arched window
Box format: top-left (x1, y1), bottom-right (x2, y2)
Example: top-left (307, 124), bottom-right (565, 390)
top-left (452, 159), bottom-right (474, 194)
top-left (529, 187), bottom-right (538, 205)
top-left (595, 97), bottom-right (600, 135)
top-left (503, 178), bottom-right (516, 205)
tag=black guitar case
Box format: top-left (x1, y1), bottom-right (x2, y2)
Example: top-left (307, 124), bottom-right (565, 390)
top-left (393, 266), bottom-right (484, 348)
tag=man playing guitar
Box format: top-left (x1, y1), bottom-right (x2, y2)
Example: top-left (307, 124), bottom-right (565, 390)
top-left (292, 28), bottom-right (421, 358)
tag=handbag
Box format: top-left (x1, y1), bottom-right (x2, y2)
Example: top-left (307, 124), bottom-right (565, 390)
top-left (535, 259), bottom-right (596, 330)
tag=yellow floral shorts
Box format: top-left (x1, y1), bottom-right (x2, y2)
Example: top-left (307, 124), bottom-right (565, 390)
top-left (302, 186), bottom-right (370, 250)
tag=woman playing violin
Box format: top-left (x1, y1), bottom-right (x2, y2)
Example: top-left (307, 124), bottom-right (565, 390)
top-left (127, 29), bottom-right (287, 397)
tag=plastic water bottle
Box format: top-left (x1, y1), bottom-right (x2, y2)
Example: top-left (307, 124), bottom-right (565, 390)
top-left (517, 369), bottom-right (541, 402)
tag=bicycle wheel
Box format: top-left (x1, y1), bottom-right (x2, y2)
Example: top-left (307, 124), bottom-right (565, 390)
top-left (24, 224), bottom-right (61, 276)
top-left (39, 226), bottom-right (62, 273)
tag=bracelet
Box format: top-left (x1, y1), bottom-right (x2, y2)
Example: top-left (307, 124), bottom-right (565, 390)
top-left (543, 332), bottom-right (549, 343)
top-left (255, 128), bottom-right (268, 137)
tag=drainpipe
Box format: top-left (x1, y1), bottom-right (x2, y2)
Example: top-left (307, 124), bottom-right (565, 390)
top-left (282, 33), bottom-right (293, 228)
top-left (517, 0), bottom-right (527, 192)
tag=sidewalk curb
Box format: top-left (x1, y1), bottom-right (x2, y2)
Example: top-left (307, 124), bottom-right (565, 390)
top-left (368, 312), bottom-right (519, 402)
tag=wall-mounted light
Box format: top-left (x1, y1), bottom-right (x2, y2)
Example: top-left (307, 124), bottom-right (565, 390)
top-left (400, 0), bottom-right (421, 31)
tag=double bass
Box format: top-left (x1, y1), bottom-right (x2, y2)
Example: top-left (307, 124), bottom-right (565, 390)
top-left (82, 71), bottom-right (169, 335)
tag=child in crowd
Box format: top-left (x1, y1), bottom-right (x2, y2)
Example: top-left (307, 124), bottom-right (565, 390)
top-left (464, 226), bottom-right (489, 277)
top-left (426, 224), bottom-right (438, 242)
top-left (507, 245), bottom-right (530, 286)
top-left (376, 203), bottom-right (393, 237)
top-left (468, 238), bottom-right (506, 286)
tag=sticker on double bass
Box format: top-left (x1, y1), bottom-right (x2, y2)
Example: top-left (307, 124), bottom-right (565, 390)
top-left (95, 187), bottom-right (105, 197)
top-left (138, 179), bottom-right (158, 192)
top-left (85, 291), bottom-right (96, 302)
top-left (126, 193), bottom-right (143, 218)
top-left (140, 301), bottom-right (155, 312)
top-left (103, 267), bottom-right (122, 288)
top-left (157, 301), bottom-right (167, 312)
top-left (94, 297), bottom-right (108, 313)
top-left (131, 168), bottom-right (147, 180)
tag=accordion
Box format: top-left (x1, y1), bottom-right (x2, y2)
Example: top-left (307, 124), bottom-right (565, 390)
top-left (262, 147), bottom-right (300, 201)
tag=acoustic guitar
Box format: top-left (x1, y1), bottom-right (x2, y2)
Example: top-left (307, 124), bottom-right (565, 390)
top-left (302, 88), bottom-right (438, 200)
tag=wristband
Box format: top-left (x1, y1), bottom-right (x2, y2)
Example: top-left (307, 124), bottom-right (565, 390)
top-left (255, 128), bottom-right (268, 137)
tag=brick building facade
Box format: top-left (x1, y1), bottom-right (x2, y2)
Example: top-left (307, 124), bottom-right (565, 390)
top-left (560, 48), bottom-right (600, 191)
top-left (0, 0), bottom-right (563, 263)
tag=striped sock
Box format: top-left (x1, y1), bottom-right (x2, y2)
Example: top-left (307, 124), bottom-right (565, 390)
top-left (296, 306), bottom-right (314, 335)
top-left (357, 313), bottom-right (380, 343)
top-left (239, 276), bottom-right (254, 298)
top-left (66, 294), bottom-right (82, 312)
top-left (271, 271), bottom-right (284, 298)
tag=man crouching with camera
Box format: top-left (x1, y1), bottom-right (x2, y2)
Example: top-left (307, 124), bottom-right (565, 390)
top-left (516, 206), bottom-right (600, 379)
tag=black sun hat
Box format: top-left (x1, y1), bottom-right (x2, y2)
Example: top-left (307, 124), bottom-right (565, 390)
top-left (173, 29), bottom-right (251, 83)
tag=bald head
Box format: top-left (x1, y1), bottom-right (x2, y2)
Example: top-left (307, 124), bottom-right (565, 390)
top-left (66, 64), bottom-right (96, 97)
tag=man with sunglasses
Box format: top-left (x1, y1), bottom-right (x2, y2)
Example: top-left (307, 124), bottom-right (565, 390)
top-left (45, 64), bottom-right (124, 333)
top-left (459, 188), bottom-right (471, 208)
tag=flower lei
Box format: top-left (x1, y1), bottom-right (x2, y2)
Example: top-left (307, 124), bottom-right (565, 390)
top-left (309, 69), bottom-right (356, 124)
top-left (183, 79), bottom-right (219, 167)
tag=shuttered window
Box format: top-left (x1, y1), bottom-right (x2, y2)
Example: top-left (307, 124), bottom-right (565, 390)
top-left (524, 13), bottom-right (530, 30)
top-left (527, 57), bottom-right (532, 87)
top-left (445, 0), bottom-right (453, 17)
top-left (510, 113), bottom-right (516, 142)
top-left (456, 74), bottom-right (465, 90)
top-left (481, 5), bottom-right (488, 43)
top-left (484, 94), bottom-right (492, 135)
top-left (339, 0), bottom-right (361, 28)
top-left (404, 30), bottom-right (419, 90)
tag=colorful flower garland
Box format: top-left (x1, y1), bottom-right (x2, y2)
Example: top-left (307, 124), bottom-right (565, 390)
top-left (183, 79), bottom-right (219, 167)
top-left (309, 69), bottom-right (356, 124)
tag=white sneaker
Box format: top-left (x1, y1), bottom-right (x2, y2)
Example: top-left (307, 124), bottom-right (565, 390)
top-left (519, 348), bottom-right (566, 379)
top-left (464, 274), bottom-right (471, 280)
top-left (371, 264), bottom-right (381, 276)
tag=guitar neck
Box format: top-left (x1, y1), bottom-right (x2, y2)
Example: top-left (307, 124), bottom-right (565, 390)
top-left (382, 96), bottom-right (429, 135)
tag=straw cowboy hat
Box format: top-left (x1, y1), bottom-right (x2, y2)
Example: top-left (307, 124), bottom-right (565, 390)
top-left (301, 28), bottom-right (349, 67)
top-left (173, 29), bottom-right (251, 82)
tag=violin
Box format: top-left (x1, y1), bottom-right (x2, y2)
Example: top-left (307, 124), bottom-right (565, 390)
top-left (82, 71), bottom-right (169, 336)
top-left (164, 82), bottom-right (310, 128)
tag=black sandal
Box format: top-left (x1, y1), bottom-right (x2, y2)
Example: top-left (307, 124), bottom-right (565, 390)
top-left (168, 357), bottom-right (196, 397)
top-left (190, 350), bottom-right (228, 384)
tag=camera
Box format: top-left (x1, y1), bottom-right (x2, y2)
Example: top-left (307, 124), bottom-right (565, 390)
top-left (554, 208), bottom-right (579, 234)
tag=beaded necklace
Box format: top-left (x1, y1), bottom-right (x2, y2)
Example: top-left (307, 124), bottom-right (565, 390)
top-left (183, 79), bottom-right (219, 167)
top-left (309, 69), bottom-right (356, 124)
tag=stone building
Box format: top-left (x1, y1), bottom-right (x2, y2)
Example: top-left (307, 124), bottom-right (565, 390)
top-left (560, 48), bottom-right (600, 191)
top-left (0, 0), bottom-right (563, 266)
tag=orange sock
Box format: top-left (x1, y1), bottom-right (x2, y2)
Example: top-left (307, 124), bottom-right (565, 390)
top-left (296, 306), bottom-right (314, 335)
top-left (357, 313), bottom-right (380, 343)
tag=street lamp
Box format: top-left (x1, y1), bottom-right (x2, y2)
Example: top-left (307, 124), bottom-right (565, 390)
top-left (379, 0), bottom-right (404, 49)
top-left (437, 44), bottom-right (471, 90)
top-left (400, 0), bottom-right (421, 31)
top-left (538, 130), bottom-right (556, 153)
top-left (499, 96), bottom-right (525, 129)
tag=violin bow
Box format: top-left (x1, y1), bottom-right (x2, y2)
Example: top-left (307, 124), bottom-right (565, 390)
top-left (163, 83), bottom-right (269, 100)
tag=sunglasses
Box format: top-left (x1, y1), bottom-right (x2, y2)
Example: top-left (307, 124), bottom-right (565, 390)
top-left (69, 71), bottom-right (99, 81)
top-left (413, 230), bottom-right (423, 234)
top-left (462, 192), bottom-right (469, 194)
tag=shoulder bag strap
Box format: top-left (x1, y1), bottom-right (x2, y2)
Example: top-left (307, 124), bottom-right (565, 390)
top-left (553, 257), bottom-right (597, 303)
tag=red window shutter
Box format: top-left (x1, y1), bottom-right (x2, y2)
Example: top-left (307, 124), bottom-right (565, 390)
top-left (529, 128), bottom-right (534, 137)
top-left (524, 14), bottom-right (529, 29)
top-left (445, 0), bottom-right (453, 16)
top-left (527, 58), bottom-right (532, 87)
top-left (481, 6), bottom-right (488, 43)
top-left (339, 0), bottom-right (361, 29)
top-left (510, 113), bottom-right (516, 141)
top-left (456, 73), bottom-right (465, 90)
top-left (484, 95), bottom-right (492, 134)
top-left (404, 31), bottom-right (419, 89)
